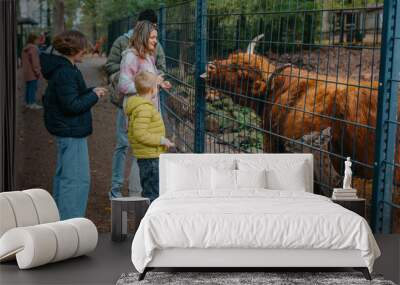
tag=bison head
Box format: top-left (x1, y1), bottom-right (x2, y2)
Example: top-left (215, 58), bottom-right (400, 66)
top-left (203, 35), bottom-right (280, 98)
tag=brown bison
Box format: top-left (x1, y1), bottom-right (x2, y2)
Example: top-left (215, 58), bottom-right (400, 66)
top-left (203, 35), bottom-right (400, 182)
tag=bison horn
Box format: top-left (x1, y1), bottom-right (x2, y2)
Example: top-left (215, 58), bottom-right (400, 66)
top-left (247, 34), bottom-right (264, 54)
top-left (200, 61), bottom-right (216, 79)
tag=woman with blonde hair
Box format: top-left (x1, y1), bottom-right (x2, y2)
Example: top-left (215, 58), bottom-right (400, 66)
top-left (115, 20), bottom-right (171, 199)
top-left (118, 20), bottom-right (171, 110)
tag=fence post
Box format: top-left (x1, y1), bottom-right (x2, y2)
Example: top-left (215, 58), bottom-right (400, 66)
top-left (158, 5), bottom-right (166, 48)
top-left (107, 21), bottom-right (114, 54)
top-left (194, 0), bottom-right (207, 153)
top-left (372, 0), bottom-right (399, 233)
top-left (127, 16), bottom-right (131, 31)
top-left (158, 5), bottom-right (167, 115)
top-left (235, 18), bottom-right (240, 51)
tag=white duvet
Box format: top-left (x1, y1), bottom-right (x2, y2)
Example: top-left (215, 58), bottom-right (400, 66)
top-left (131, 190), bottom-right (380, 273)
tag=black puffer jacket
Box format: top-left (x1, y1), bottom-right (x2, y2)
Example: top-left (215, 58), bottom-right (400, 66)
top-left (41, 50), bottom-right (99, 138)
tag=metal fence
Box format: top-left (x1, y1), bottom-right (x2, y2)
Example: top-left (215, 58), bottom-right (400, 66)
top-left (107, 14), bottom-right (137, 54)
top-left (108, 0), bottom-right (400, 233)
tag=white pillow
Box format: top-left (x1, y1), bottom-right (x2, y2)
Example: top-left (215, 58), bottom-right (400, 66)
top-left (236, 169), bottom-right (267, 189)
top-left (167, 158), bottom-right (236, 170)
top-left (167, 163), bottom-right (212, 191)
top-left (238, 159), bottom-right (308, 191)
top-left (212, 168), bottom-right (237, 190)
top-left (265, 162), bottom-right (307, 191)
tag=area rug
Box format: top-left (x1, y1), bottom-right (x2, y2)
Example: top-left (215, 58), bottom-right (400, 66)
top-left (116, 271), bottom-right (395, 285)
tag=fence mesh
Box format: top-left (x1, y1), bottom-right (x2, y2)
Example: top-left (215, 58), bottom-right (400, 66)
top-left (107, 15), bottom-right (137, 54)
top-left (108, 0), bottom-right (399, 232)
top-left (160, 1), bottom-right (197, 152)
top-left (163, 0), bottom-right (384, 206)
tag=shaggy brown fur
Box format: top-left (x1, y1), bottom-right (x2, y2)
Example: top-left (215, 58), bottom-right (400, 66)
top-left (207, 52), bottom-right (400, 182)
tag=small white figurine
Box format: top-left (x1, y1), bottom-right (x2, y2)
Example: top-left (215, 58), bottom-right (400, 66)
top-left (343, 157), bottom-right (352, 189)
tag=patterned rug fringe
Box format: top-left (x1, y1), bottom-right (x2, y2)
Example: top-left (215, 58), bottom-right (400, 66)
top-left (116, 271), bottom-right (394, 285)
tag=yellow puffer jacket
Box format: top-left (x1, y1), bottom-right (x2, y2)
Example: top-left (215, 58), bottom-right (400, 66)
top-left (125, 96), bottom-right (166, 159)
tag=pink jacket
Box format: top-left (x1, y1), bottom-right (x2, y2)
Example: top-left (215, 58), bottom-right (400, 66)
top-left (118, 48), bottom-right (160, 111)
top-left (21, 44), bottom-right (41, 82)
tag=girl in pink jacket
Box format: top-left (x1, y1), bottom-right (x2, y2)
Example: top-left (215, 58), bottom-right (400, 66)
top-left (118, 21), bottom-right (171, 111)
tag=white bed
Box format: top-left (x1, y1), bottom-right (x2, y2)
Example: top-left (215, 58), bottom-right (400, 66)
top-left (131, 154), bottom-right (380, 280)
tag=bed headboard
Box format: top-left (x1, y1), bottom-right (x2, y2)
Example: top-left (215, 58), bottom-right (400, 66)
top-left (159, 153), bottom-right (314, 195)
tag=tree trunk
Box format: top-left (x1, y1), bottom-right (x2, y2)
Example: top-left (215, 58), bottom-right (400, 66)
top-left (47, 0), bottom-right (51, 28)
top-left (92, 10), bottom-right (97, 44)
top-left (53, 0), bottom-right (65, 35)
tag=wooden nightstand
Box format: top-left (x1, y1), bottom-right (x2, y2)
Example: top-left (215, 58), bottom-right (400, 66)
top-left (331, 198), bottom-right (366, 218)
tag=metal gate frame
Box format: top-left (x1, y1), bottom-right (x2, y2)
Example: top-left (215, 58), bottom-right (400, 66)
top-left (194, 0), bottom-right (207, 153)
top-left (109, 0), bottom-right (400, 233)
top-left (372, 0), bottom-right (400, 233)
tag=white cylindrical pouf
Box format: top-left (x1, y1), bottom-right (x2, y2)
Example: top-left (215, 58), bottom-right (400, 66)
top-left (0, 196), bottom-right (17, 237)
top-left (23, 189), bottom-right (60, 223)
top-left (0, 192), bottom-right (39, 227)
top-left (0, 189), bottom-right (98, 269)
top-left (63, 218), bottom-right (98, 257)
top-left (0, 226), bottom-right (57, 269)
top-left (42, 222), bottom-right (79, 263)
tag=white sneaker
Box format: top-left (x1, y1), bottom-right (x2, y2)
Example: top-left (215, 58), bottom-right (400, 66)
top-left (31, 103), bottom-right (43, 110)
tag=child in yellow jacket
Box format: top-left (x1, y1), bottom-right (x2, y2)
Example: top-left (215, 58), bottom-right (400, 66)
top-left (124, 71), bottom-right (174, 202)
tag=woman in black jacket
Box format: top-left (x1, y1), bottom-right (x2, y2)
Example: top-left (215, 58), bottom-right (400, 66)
top-left (42, 30), bottom-right (106, 220)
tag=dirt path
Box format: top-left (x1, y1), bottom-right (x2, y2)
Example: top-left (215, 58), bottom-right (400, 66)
top-left (16, 56), bottom-right (129, 232)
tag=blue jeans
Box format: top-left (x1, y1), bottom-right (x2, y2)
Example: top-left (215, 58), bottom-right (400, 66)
top-left (25, 80), bottom-right (38, 105)
top-left (53, 137), bottom-right (90, 220)
top-left (137, 158), bottom-right (159, 202)
top-left (110, 108), bottom-right (142, 198)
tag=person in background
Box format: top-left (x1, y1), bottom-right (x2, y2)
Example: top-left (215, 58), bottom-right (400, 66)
top-left (41, 30), bottom-right (107, 220)
top-left (21, 33), bottom-right (42, 109)
top-left (91, 36), bottom-right (106, 57)
top-left (92, 38), bottom-right (102, 56)
top-left (125, 71), bottom-right (174, 202)
top-left (105, 9), bottom-right (166, 200)
top-left (38, 32), bottom-right (46, 51)
top-left (44, 31), bottom-right (51, 49)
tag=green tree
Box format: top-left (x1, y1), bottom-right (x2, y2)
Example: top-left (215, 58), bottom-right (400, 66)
top-left (64, 0), bottom-right (80, 29)
top-left (77, 0), bottom-right (164, 45)
top-left (52, 0), bottom-right (65, 34)
top-left (81, 0), bottom-right (99, 43)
